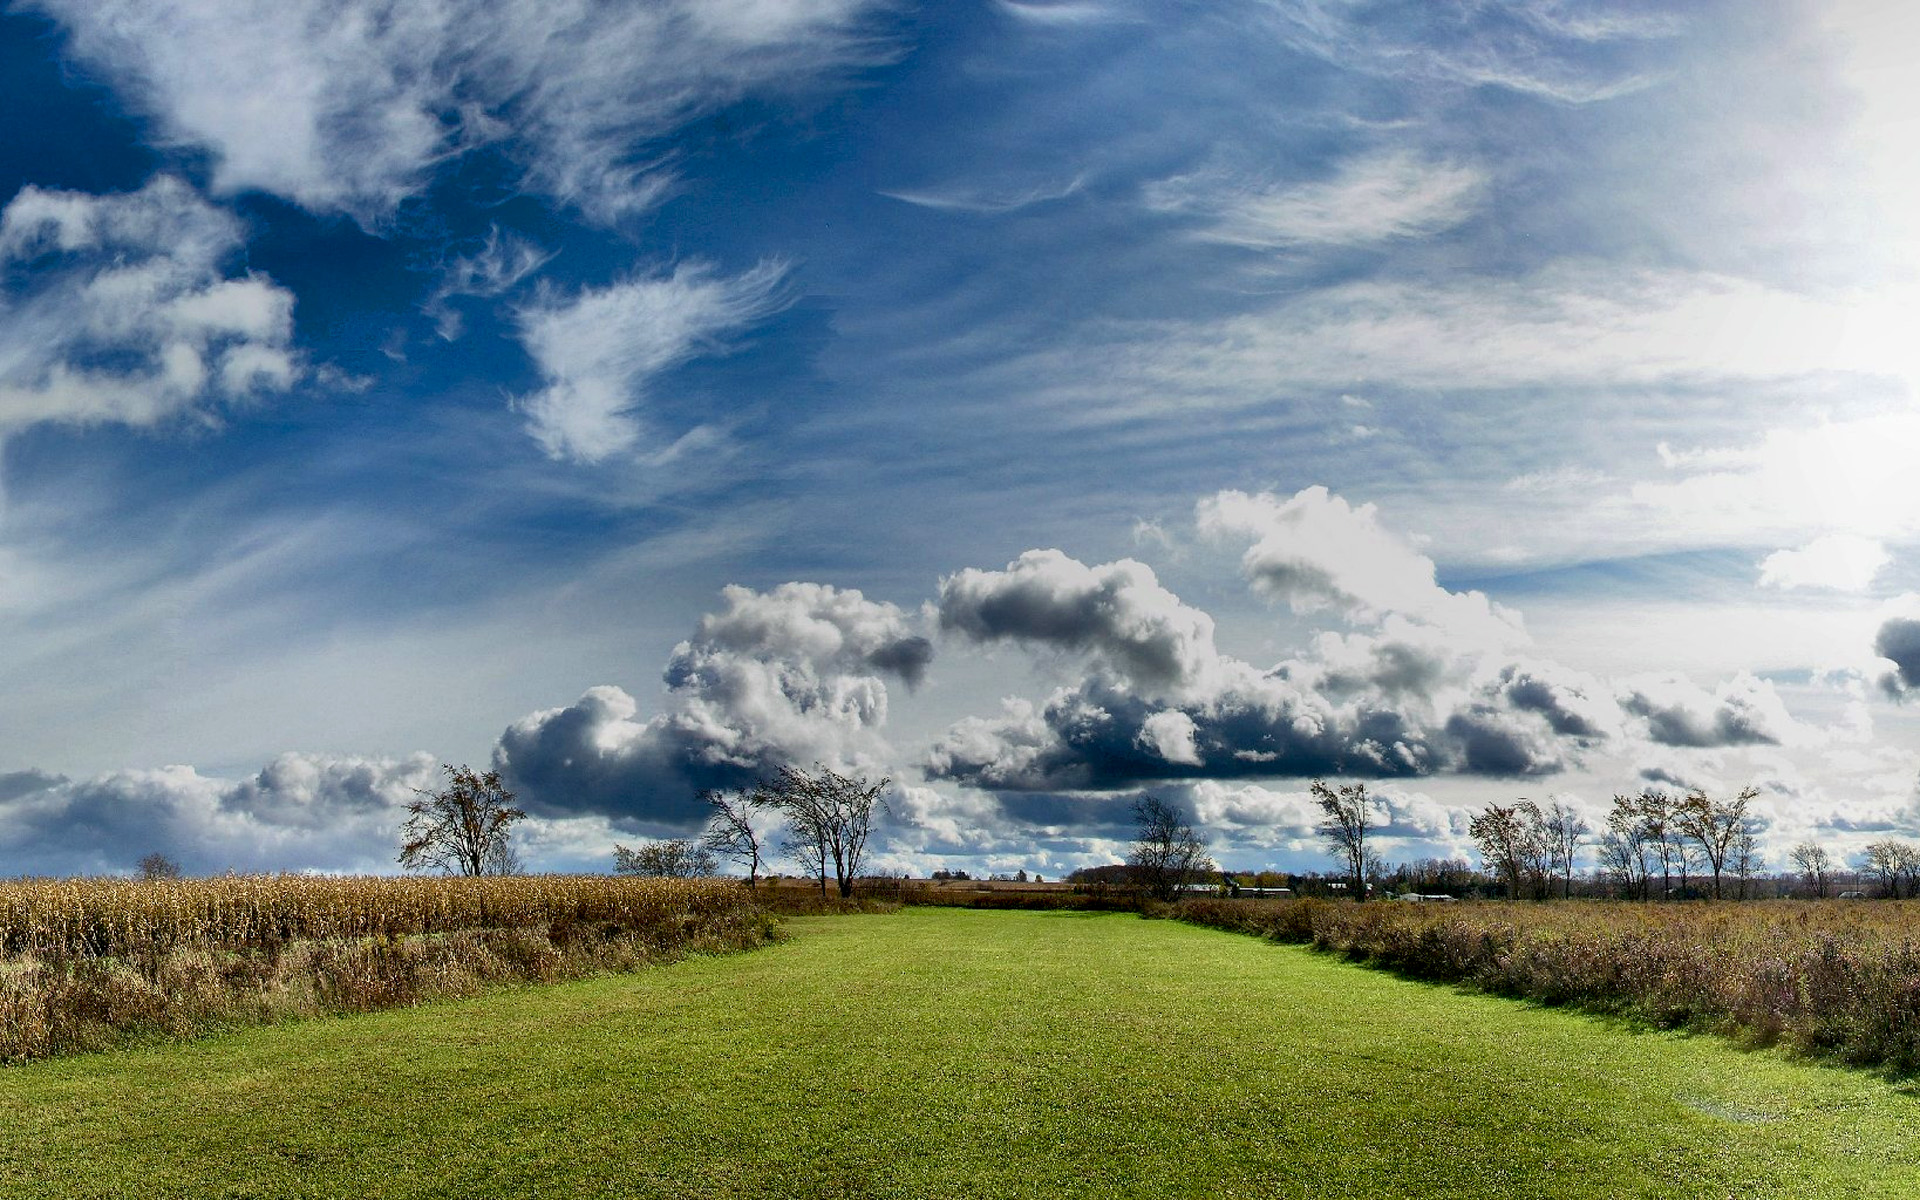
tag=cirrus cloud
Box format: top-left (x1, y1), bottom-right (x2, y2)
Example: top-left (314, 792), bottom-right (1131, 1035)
top-left (26, 0), bottom-right (895, 223)
top-left (513, 260), bottom-right (788, 463)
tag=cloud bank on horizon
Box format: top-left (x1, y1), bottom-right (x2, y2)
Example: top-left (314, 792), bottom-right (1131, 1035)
top-left (3, 485), bottom-right (1905, 877)
top-left (1, 0), bottom-right (1919, 878)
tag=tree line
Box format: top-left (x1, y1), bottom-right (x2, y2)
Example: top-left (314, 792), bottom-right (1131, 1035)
top-left (383, 764), bottom-right (1910, 902)
top-left (1329, 780), bottom-right (1908, 902)
top-left (389, 761), bottom-right (888, 898)
top-left (1083, 779), bottom-right (1914, 905)
top-left (612, 764), bottom-right (891, 898)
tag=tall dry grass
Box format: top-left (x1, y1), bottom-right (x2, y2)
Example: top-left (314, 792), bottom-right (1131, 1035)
top-left (1175, 897), bottom-right (1920, 1071)
top-left (0, 875), bottom-right (774, 1062)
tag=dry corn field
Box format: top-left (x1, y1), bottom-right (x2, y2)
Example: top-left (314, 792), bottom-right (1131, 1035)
top-left (0, 875), bottom-right (773, 1062)
top-left (1176, 897), bottom-right (1920, 1072)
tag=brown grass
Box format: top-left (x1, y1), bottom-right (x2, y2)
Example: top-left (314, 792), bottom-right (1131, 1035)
top-left (0, 875), bottom-right (775, 1062)
top-left (1174, 896), bottom-right (1920, 1072)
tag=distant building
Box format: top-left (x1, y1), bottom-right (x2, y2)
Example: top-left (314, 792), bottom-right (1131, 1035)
top-left (1224, 878), bottom-right (1293, 899)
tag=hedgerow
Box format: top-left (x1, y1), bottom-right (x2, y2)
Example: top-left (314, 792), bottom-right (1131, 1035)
top-left (1174, 897), bottom-right (1920, 1072)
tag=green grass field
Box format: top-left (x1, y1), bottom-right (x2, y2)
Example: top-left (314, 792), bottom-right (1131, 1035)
top-left (4, 908), bottom-right (1918, 1198)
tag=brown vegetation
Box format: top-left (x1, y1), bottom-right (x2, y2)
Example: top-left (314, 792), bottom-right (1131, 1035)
top-left (1174, 895), bottom-right (1920, 1071)
top-left (0, 874), bottom-right (773, 1062)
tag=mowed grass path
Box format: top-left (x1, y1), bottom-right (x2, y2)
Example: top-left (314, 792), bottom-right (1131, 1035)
top-left (4, 910), bottom-right (1919, 1199)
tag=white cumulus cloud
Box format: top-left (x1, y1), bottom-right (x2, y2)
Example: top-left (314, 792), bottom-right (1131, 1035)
top-left (494, 581), bottom-right (929, 825)
top-left (0, 753), bottom-right (437, 877)
top-left (0, 177), bottom-right (299, 431)
top-left (1758, 533), bottom-right (1890, 591)
top-left (1198, 486), bottom-right (1526, 648)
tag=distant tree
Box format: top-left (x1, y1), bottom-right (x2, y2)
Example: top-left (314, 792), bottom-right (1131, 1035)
top-left (1471, 801), bottom-right (1549, 901)
top-left (1380, 856), bottom-right (1486, 898)
top-left (398, 765), bottom-right (526, 877)
top-left (780, 824), bottom-right (831, 896)
top-left (701, 788), bottom-right (766, 888)
top-left (757, 764), bottom-right (890, 898)
top-left (613, 838), bottom-right (717, 877)
top-left (1861, 840), bottom-right (1920, 899)
top-left (1064, 864), bottom-right (1136, 890)
top-left (1601, 793), bottom-right (1654, 900)
top-left (1633, 789), bottom-right (1679, 899)
top-left (1310, 779), bottom-right (1379, 902)
top-left (1731, 820), bottom-right (1762, 900)
top-left (136, 852), bottom-right (182, 881)
top-left (1674, 786), bottom-right (1758, 899)
top-left (1541, 800), bottom-right (1589, 899)
top-left (1128, 796), bottom-right (1215, 902)
top-left (1861, 841), bottom-right (1899, 898)
top-left (1597, 831), bottom-right (1639, 899)
top-left (485, 837), bottom-right (525, 877)
top-left (1791, 842), bottom-right (1834, 898)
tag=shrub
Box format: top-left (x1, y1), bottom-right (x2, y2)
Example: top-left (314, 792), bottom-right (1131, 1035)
top-left (1172, 896), bottom-right (1920, 1072)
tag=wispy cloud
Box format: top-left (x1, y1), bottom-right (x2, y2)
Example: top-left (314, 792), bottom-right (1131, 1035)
top-left (1622, 412), bottom-right (1920, 548)
top-left (880, 174), bottom-right (1086, 215)
top-left (996, 0), bottom-right (1131, 26)
top-left (1255, 0), bottom-right (1673, 104)
top-left (1144, 152), bottom-right (1484, 248)
top-left (513, 260), bottom-right (788, 463)
top-left (423, 227), bottom-right (554, 341)
top-left (963, 269), bottom-right (1920, 440)
top-left (25, 0), bottom-right (896, 224)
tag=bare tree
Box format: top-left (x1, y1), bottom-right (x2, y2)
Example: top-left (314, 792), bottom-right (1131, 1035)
top-left (758, 764), bottom-right (890, 899)
top-left (485, 836), bottom-right (525, 877)
top-left (780, 824), bottom-right (831, 896)
top-left (613, 838), bottom-right (717, 877)
top-left (1602, 793), bottom-right (1654, 899)
top-left (1791, 842), bottom-right (1833, 898)
top-left (1128, 796), bottom-right (1215, 902)
top-left (1310, 779), bottom-right (1379, 901)
top-left (398, 764), bottom-right (527, 877)
top-left (701, 788), bottom-right (766, 888)
top-left (1634, 789), bottom-right (1678, 899)
top-left (1597, 831), bottom-right (1641, 899)
top-left (1731, 820), bottom-right (1761, 900)
top-left (1542, 800), bottom-right (1589, 899)
top-left (136, 852), bottom-right (183, 881)
top-left (1673, 786), bottom-right (1758, 899)
top-left (1470, 801), bottom-right (1549, 901)
top-left (1862, 840), bottom-right (1920, 899)
top-left (1862, 841), bottom-right (1900, 898)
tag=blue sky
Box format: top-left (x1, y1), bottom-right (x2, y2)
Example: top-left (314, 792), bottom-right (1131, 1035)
top-left (3, 0), bottom-right (1919, 879)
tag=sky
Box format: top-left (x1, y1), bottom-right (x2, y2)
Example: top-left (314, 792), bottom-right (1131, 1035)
top-left (3, 0), bottom-right (1920, 881)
